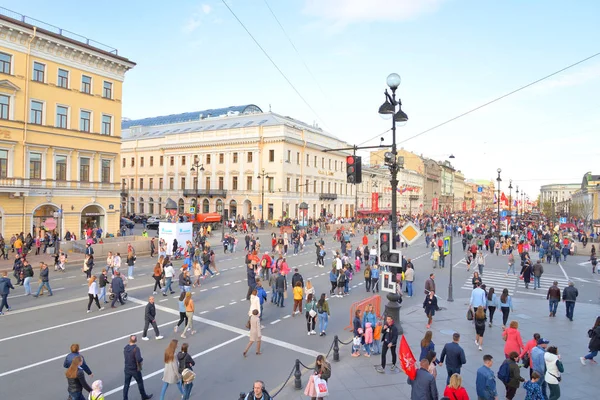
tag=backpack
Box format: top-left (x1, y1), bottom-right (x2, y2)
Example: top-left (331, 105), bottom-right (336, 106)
top-left (320, 249), bottom-right (326, 257)
top-left (497, 360), bottom-right (510, 384)
top-left (260, 258), bottom-right (267, 267)
top-left (317, 303), bottom-right (324, 314)
top-left (364, 268), bottom-right (371, 278)
top-left (182, 368), bottom-right (196, 383)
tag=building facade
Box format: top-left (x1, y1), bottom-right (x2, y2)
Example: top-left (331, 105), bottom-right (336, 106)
top-left (120, 107), bottom-right (356, 222)
top-left (570, 173), bottom-right (600, 224)
top-left (423, 159), bottom-right (442, 210)
top-left (0, 12), bottom-right (135, 237)
top-left (539, 183), bottom-right (580, 205)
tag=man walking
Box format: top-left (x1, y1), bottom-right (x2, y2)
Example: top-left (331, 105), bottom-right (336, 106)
top-left (246, 264), bottom-right (257, 300)
top-left (470, 282), bottom-right (487, 310)
top-left (407, 359), bottom-right (438, 400)
top-left (22, 260), bottom-right (34, 295)
top-left (531, 338), bottom-right (549, 399)
top-left (141, 296), bottom-right (163, 341)
top-left (0, 271), bottom-right (15, 314)
top-left (532, 260), bottom-right (544, 290)
top-left (33, 263), bottom-right (53, 297)
top-left (562, 281), bottom-right (578, 321)
top-left (376, 316), bottom-right (399, 373)
top-left (110, 271), bottom-right (125, 308)
top-left (439, 332), bottom-right (467, 385)
top-left (424, 273), bottom-right (436, 295)
top-left (476, 354), bottom-right (498, 400)
top-left (546, 281), bottom-right (560, 317)
top-left (123, 335), bottom-right (153, 400)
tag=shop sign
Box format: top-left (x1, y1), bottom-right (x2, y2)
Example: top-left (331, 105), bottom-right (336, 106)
top-left (318, 170), bottom-right (334, 176)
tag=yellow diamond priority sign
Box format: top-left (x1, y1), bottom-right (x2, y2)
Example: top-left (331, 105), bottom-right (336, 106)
top-left (399, 221), bottom-right (422, 245)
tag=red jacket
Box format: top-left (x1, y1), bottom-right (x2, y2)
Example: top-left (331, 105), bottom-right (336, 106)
top-left (261, 254), bottom-right (272, 268)
top-left (362, 235), bottom-right (368, 246)
top-left (443, 386), bottom-right (470, 400)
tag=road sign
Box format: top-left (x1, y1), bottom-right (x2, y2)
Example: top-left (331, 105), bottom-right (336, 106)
top-left (259, 205), bottom-right (263, 210)
top-left (189, 207), bottom-right (195, 213)
top-left (477, 186), bottom-right (483, 193)
top-left (500, 211), bottom-right (507, 218)
top-left (559, 217), bottom-right (567, 224)
top-left (399, 221), bottom-right (422, 245)
top-left (443, 236), bottom-right (451, 255)
top-left (44, 218), bottom-right (57, 230)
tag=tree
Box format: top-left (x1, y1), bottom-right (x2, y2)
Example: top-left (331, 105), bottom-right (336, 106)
top-left (541, 201), bottom-right (555, 220)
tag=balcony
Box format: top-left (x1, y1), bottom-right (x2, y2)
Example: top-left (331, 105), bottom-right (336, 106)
top-left (183, 189), bottom-right (228, 198)
top-left (0, 177), bottom-right (118, 192)
top-left (319, 193), bottom-right (337, 201)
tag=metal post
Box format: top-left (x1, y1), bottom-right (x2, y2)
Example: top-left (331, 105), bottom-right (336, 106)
top-left (333, 335), bottom-right (340, 362)
top-left (294, 359), bottom-right (302, 389)
top-left (390, 89), bottom-right (399, 264)
top-left (447, 232), bottom-right (454, 301)
top-left (384, 292), bottom-right (403, 334)
top-left (221, 207), bottom-right (226, 241)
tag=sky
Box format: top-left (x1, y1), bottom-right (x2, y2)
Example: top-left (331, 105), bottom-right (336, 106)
top-left (5, 0), bottom-right (600, 198)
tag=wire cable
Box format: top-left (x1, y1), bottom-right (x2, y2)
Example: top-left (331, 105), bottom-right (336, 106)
top-left (220, 0), bottom-right (328, 128)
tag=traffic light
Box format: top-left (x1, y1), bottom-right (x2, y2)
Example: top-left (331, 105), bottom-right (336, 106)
top-left (346, 155), bottom-right (362, 184)
top-left (378, 229), bottom-right (401, 267)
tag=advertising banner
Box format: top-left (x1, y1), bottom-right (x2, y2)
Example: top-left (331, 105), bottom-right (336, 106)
top-left (159, 222), bottom-right (193, 255)
top-left (372, 192), bottom-right (379, 212)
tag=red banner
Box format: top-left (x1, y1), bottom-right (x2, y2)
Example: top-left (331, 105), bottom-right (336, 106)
top-left (371, 192), bottom-right (379, 212)
top-left (462, 201), bottom-right (467, 211)
top-left (432, 198), bottom-right (439, 211)
top-left (471, 199), bottom-right (475, 210)
top-left (398, 335), bottom-right (417, 380)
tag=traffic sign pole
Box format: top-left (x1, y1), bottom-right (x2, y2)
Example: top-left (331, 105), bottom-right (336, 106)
top-left (447, 233), bottom-right (454, 302)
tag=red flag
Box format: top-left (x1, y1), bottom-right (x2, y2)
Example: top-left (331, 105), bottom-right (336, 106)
top-left (398, 335), bottom-right (417, 380)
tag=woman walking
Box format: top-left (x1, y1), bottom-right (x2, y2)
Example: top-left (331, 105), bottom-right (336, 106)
top-left (152, 263), bottom-right (163, 294)
top-left (472, 271), bottom-right (482, 288)
top-left (580, 316), bottom-right (600, 365)
top-left (486, 287), bottom-right (498, 327)
top-left (304, 354), bottom-right (331, 400)
top-left (305, 279), bottom-right (315, 301)
top-left (502, 320), bottom-right (524, 359)
top-left (329, 267), bottom-right (337, 296)
top-left (419, 331), bottom-right (435, 362)
top-left (544, 346), bottom-right (563, 400)
top-left (177, 343), bottom-right (195, 400)
top-left (105, 252), bottom-right (114, 276)
top-left (83, 255), bottom-right (94, 279)
top-left (65, 356), bottom-right (92, 400)
top-left (305, 293), bottom-right (317, 335)
top-left (243, 309), bottom-right (262, 356)
top-left (423, 290), bottom-right (437, 329)
top-left (181, 292), bottom-right (196, 338)
top-left (160, 339), bottom-right (183, 400)
top-left (443, 373), bottom-right (469, 400)
top-left (503, 351), bottom-right (524, 400)
top-left (500, 288), bottom-right (513, 328)
top-left (506, 252), bottom-right (516, 276)
top-left (209, 250), bottom-right (220, 275)
top-left (317, 293), bottom-right (330, 336)
top-left (174, 292), bottom-right (189, 334)
top-left (126, 250), bottom-right (136, 279)
top-left (192, 261), bottom-right (202, 288)
top-left (87, 276), bottom-right (104, 313)
top-left (476, 250), bottom-right (485, 275)
top-left (474, 305), bottom-right (486, 351)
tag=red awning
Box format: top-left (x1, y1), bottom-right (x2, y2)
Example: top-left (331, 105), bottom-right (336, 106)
top-left (357, 209), bottom-right (391, 215)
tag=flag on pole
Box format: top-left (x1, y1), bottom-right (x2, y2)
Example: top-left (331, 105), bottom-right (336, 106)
top-left (500, 192), bottom-right (508, 206)
top-left (398, 335), bottom-right (417, 380)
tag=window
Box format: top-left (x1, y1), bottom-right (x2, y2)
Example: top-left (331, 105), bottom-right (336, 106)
top-left (33, 62), bottom-right (45, 82)
top-left (149, 178), bottom-right (153, 189)
top-left (169, 177), bottom-right (174, 190)
top-left (306, 154), bottom-right (310, 167)
top-left (246, 176), bottom-right (253, 191)
top-left (297, 152), bottom-right (300, 165)
top-left (122, 158), bottom-right (126, 168)
top-left (328, 159), bottom-right (331, 170)
top-left (80, 110), bottom-right (91, 132)
top-left (321, 157), bottom-right (324, 168)
top-left (0, 149), bottom-right (7, 178)
top-left (313, 180), bottom-right (317, 193)
top-left (57, 69), bottom-right (69, 88)
top-left (140, 157), bottom-right (144, 167)
top-left (232, 176), bottom-right (238, 190)
top-left (247, 152), bottom-right (253, 163)
top-left (79, 157), bottom-right (90, 182)
top-left (0, 52), bottom-right (11, 74)
top-left (101, 160), bottom-right (111, 183)
top-left (206, 154), bottom-right (211, 164)
top-left (295, 178), bottom-right (299, 192)
top-left (56, 105), bottom-right (68, 128)
top-left (170, 156), bottom-right (174, 166)
top-left (0, 95), bottom-right (9, 120)
top-left (269, 149), bottom-right (275, 162)
top-left (268, 177), bottom-right (274, 192)
top-left (218, 176), bottom-right (224, 190)
top-left (29, 100), bottom-right (43, 124)
top-left (181, 156), bottom-right (186, 166)
top-left (335, 160), bottom-right (338, 171)
top-left (103, 81), bottom-right (113, 99)
top-left (101, 115), bottom-right (112, 135)
top-left (205, 176), bottom-right (211, 189)
top-left (131, 157), bottom-right (135, 167)
top-left (81, 75), bottom-right (92, 94)
top-left (150, 156), bottom-right (154, 167)
top-left (139, 178), bottom-right (144, 190)
top-left (29, 153), bottom-right (42, 179)
top-left (181, 177), bottom-right (185, 189)
top-left (314, 156), bottom-right (317, 167)
top-left (159, 156), bottom-right (164, 166)
top-left (219, 153), bottom-right (224, 164)
top-left (286, 178), bottom-right (290, 192)
top-left (55, 155), bottom-right (67, 180)
top-left (232, 152), bottom-right (238, 163)
top-left (305, 179), bottom-right (309, 193)
top-left (130, 178), bottom-right (134, 189)
top-left (159, 178), bottom-right (163, 190)
top-left (287, 150), bottom-right (291, 162)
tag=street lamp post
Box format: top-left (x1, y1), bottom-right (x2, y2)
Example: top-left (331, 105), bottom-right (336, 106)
top-left (190, 161), bottom-right (205, 221)
top-left (496, 168), bottom-right (502, 239)
top-left (508, 180), bottom-right (513, 231)
top-left (515, 186), bottom-right (519, 222)
top-left (257, 168), bottom-right (270, 229)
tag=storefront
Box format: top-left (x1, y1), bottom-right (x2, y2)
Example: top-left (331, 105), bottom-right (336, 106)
top-left (81, 205), bottom-right (105, 234)
top-left (33, 204), bottom-right (60, 234)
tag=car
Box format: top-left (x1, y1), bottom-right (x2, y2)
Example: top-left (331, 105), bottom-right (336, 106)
top-left (146, 216), bottom-right (161, 224)
top-left (120, 217), bottom-right (135, 229)
top-left (146, 217), bottom-right (166, 230)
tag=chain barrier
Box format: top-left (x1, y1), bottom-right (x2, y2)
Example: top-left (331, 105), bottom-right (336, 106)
top-left (270, 363), bottom-right (296, 398)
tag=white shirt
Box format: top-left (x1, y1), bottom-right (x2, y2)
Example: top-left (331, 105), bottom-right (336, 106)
top-left (335, 258), bottom-right (342, 270)
top-left (249, 295), bottom-right (261, 316)
top-left (113, 255), bottom-right (121, 268)
top-left (164, 265), bottom-right (175, 278)
top-left (88, 281), bottom-right (98, 296)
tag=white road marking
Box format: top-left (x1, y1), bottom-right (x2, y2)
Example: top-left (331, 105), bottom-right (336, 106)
top-left (103, 334), bottom-right (246, 397)
top-left (199, 310), bottom-right (209, 314)
top-left (67, 276), bottom-right (76, 279)
top-left (159, 299), bottom-right (169, 302)
top-left (234, 280), bottom-right (242, 283)
top-left (215, 305), bottom-right (225, 310)
top-left (223, 283), bottom-right (231, 286)
top-left (222, 268), bottom-right (229, 271)
top-left (54, 278), bottom-right (63, 281)
top-left (229, 301), bottom-right (237, 305)
top-left (515, 291), bottom-right (547, 297)
top-left (200, 289), bottom-right (207, 292)
top-left (283, 315), bottom-right (291, 319)
top-left (558, 262), bottom-right (569, 281)
top-left (271, 319), bottom-right (281, 324)
top-left (138, 273), bottom-right (147, 276)
top-left (211, 286), bottom-right (220, 289)
top-left (10, 287), bottom-right (65, 298)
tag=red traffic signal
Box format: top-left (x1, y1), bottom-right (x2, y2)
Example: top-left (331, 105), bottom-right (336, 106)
top-left (346, 155), bottom-right (362, 184)
top-left (346, 155), bottom-right (355, 165)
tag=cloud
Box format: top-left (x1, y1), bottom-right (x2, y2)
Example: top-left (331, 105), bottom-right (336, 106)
top-left (303, 0), bottom-right (446, 26)
top-left (182, 3), bottom-right (213, 34)
top-left (534, 63), bottom-right (600, 91)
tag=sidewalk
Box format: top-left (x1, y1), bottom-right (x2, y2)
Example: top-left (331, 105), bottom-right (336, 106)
top-left (273, 296), bottom-right (599, 400)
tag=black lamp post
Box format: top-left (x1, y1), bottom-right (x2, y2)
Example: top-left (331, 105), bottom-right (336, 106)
top-left (508, 180), bottom-right (513, 230)
top-left (496, 168), bottom-right (502, 239)
top-left (515, 185), bottom-right (519, 221)
top-left (257, 168), bottom-right (270, 228)
top-left (190, 161), bottom-right (205, 220)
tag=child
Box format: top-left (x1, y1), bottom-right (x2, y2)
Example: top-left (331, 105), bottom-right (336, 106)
top-left (89, 379), bottom-right (105, 400)
top-left (372, 321), bottom-right (382, 355)
top-left (523, 371), bottom-right (544, 400)
top-left (355, 256), bottom-right (361, 273)
top-left (364, 322), bottom-right (373, 358)
top-left (192, 261), bottom-right (202, 287)
top-left (352, 328), bottom-right (363, 357)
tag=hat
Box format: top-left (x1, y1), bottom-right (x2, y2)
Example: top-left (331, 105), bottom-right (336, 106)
top-left (537, 338), bottom-right (549, 345)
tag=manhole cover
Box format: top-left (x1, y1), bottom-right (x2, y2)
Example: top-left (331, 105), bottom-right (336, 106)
top-left (440, 329), bottom-right (455, 335)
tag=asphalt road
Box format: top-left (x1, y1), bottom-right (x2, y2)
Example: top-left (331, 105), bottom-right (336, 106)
top-left (1, 230), bottom-right (598, 399)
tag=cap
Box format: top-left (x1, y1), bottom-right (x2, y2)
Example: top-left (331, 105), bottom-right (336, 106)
top-left (537, 338), bottom-right (550, 345)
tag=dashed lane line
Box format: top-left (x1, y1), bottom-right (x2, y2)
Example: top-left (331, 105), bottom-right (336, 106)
top-left (270, 319), bottom-right (281, 325)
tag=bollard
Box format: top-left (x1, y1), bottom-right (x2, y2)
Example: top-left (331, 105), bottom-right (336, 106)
top-left (384, 292), bottom-right (403, 334)
top-left (333, 335), bottom-right (340, 362)
top-left (294, 359), bottom-right (302, 390)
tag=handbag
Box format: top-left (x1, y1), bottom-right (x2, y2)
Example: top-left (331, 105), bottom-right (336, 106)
top-left (245, 317), bottom-right (251, 330)
top-left (466, 308), bottom-right (474, 321)
top-left (134, 347), bottom-right (142, 371)
top-left (309, 309), bottom-right (317, 318)
top-left (314, 376), bottom-right (329, 398)
top-left (283, 290), bottom-right (288, 299)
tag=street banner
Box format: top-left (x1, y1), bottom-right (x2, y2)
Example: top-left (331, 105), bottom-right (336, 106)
top-left (372, 192), bottom-right (379, 212)
top-left (399, 335), bottom-right (417, 379)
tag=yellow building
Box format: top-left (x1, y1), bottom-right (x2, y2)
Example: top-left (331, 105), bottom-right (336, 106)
top-left (120, 106), bottom-right (355, 223)
top-left (0, 12), bottom-right (135, 237)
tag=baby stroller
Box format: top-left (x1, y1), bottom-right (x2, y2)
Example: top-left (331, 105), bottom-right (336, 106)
top-left (172, 246), bottom-right (186, 260)
top-left (108, 276), bottom-right (129, 302)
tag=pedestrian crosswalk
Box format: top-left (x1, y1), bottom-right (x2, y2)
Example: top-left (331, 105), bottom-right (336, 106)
top-left (460, 269), bottom-right (570, 297)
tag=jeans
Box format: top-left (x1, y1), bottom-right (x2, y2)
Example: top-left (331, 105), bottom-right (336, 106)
top-left (23, 277), bottom-right (32, 295)
top-left (372, 340), bottom-right (381, 354)
top-left (507, 263), bottom-right (515, 274)
top-left (565, 301), bottom-right (575, 320)
top-left (68, 391), bottom-right (85, 400)
top-left (548, 383), bottom-right (560, 400)
top-left (128, 265), bottom-right (134, 277)
top-left (276, 289), bottom-right (284, 307)
top-left (364, 343), bottom-right (371, 355)
top-left (445, 367), bottom-right (461, 385)
top-left (163, 277), bottom-right (173, 294)
top-left (182, 382), bottom-right (193, 400)
top-left (271, 287), bottom-right (277, 303)
top-left (35, 281), bottom-right (52, 296)
top-left (584, 350), bottom-right (598, 360)
top-left (477, 264), bottom-right (483, 275)
top-left (365, 278), bottom-right (371, 292)
top-left (318, 312), bottom-right (328, 332)
top-left (381, 344), bottom-right (396, 368)
top-left (549, 299), bottom-right (558, 314)
top-left (202, 263), bottom-right (214, 276)
top-left (123, 370), bottom-right (149, 400)
top-left (99, 286), bottom-right (107, 303)
top-left (501, 306), bottom-right (510, 326)
top-left (143, 319), bottom-right (159, 337)
top-left (534, 276), bottom-right (541, 288)
top-left (160, 380), bottom-right (183, 400)
top-left (0, 293), bottom-right (9, 312)
top-left (371, 278), bottom-right (379, 292)
top-left (407, 281), bottom-right (413, 297)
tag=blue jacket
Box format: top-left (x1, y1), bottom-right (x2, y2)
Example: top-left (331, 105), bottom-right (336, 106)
top-left (111, 276), bottom-right (125, 294)
top-left (63, 352), bottom-right (92, 375)
top-left (123, 344), bottom-right (143, 373)
top-left (419, 341), bottom-right (435, 362)
top-left (476, 365), bottom-right (497, 399)
top-left (407, 367), bottom-right (438, 400)
top-left (371, 268), bottom-right (380, 279)
top-left (363, 311), bottom-right (377, 329)
top-left (499, 295), bottom-right (513, 309)
top-left (531, 346), bottom-right (546, 375)
top-left (0, 277), bottom-right (15, 295)
top-left (440, 342), bottom-right (466, 369)
top-left (470, 287), bottom-right (487, 309)
top-left (256, 286), bottom-right (267, 305)
top-left (329, 270), bottom-right (337, 282)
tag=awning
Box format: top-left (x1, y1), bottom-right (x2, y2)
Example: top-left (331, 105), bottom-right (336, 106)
top-left (357, 209), bottom-right (391, 215)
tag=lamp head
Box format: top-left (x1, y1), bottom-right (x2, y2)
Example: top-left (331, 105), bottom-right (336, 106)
top-left (378, 96), bottom-right (395, 115)
top-left (449, 154), bottom-right (455, 159)
top-left (393, 107), bottom-right (408, 124)
top-left (497, 168), bottom-right (502, 174)
top-left (386, 73), bottom-right (401, 90)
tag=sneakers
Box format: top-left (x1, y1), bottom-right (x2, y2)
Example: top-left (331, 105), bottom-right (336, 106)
top-left (390, 365), bottom-right (397, 371)
top-left (307, 332), bottom-right (311, 336)
top-left (478, 346), bottom-right (482, 351)
top-left (100, 307), bottom-right (105, 311)
top-left (580, 357), bottom-right (586, 365)
top-left (376, 366), bottom-right (385, 374)
top-left (475, 340), bottom-right (478, 346)
top-left (142, 337), bottom-right (149, 341)
top-left (153, 291), bottom-right (157, 295)
top-left (174, 326), bottom-right (178, 333)
top-left (181, 334), bottom-right (187, 339)
top-left (311, 330), bottom-right (317, 335)
top-left (87, 310), bottom-right (91, 313)
top-left (156, 336), bottom-right (163, 340)
top-left (128, 276), bottom-right (134, 279)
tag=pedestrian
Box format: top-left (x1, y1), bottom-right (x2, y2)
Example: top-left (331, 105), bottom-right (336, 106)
top-left (439, 332), bottom-right (467, 386)
top-left (173, 292), bottom-right (189, 334)
top-left (423, 290), bottom-right (438, 329)
top-left (520, 257), bottom-right (532, 289)
top-left (275, 270), bottom-right (287, 307)
top-left (89, 380), bottom-right (104, 400)
top-left (0, 271), bottom-right (15, 314)
top-left (405, 264), bottom-right (414, 297)
top-left (562, 281), bottom-right (578, 321)
top-left (177, 343), bottom-right (195, 400)
top-left (502, 320), bottom-right (524, 359)
top-left (292, 281), bottom-right (303, 316)
top-left (376, 315), bottom-right (399, 373)
top-left (476, 250), bottom-right (485, 275)
top-left (122, 335), bottom-right (153, 400)
top-left (500, 351), bottom-right (524, 400)
top-left (178, 269), bottom-right (192, 292)
top-left (523, 371), bottom-right (544, 400)
top-left (506, 252), bottom-right (515, 276)
top-left (159, 339), bottom-right (183, 400)
top-left (33, 262), bottom-right (53, 298)
top-left (520, 333), bottom-right (541, 379)
top-left (65, 356), bottom-right (93, 400)
top-left (152, 263), bottom-right (163, 294)
top-left (243, 308), bottom-right (262, 357)
top-left (532, 260), bottom-right (543, 290)
top-left (407, 359), bottom-right (438, 400)
top-left (246, 264), bottom-right (257, 300)
top-left (305, 293), bottom-right (317, 335)
top-left (112, 252), bottom-right (122, 276)
top-left (162, 260), bottom-right (175, 296)
top-left (371, 264), bottom-right (380, 292)
top-left (580, 316), bottom-right (600, 365)
top-left (244, 380), bottom-right (271, 400)
top-left (474, 305), bottom-right (486, 351)
top-left (249, 288), bottom-right (261, 320)
top-left (546, 281), bottom-right (560, 317)
top-left (317, 293), bottom-right (330, 336)
top-left (544, 346), bottom-right (563, 400)
top-left (86, 276), bottom-right (104, 313)
top-left (98, 269), bottom-right (109, 304)
top-left (304, 279), bottom-right (315, 300)
top-left (420, 331), bottom-right (435, 362)
top-left (126, 250), bottom-right (136, 279)
top-left (142, 296), bottom-right (163, 340)
top-left (443, 373), bottom-right (469, 400)
top-left (472, 271), bottom-right (482, 289)
top-left (469, 281), bottom-right (486, 310)
top-left (304, 355), bottom-right (331, 400)
top-left (425, 273), bottom-right (436, 295)
top-left (432, 247), bottom-right (440, 268)
top-left (476, 354), bottom-right (497, 400)
top-left (22, 260), bottom-right (34, 295)
top-left (485, 287), bottom-right (497, 327)
top-left (110, 271), bottom-right (125, 308)
top-left (63, 343), bottom-right (94, 377)
top-left (531, 338), bottom-right (550, 400)
top-left (499, 288), bottom-right (513, 328)
top-left (83, 254), bottom-right (94, 279)
top-left (352, 309), bottom-right (364, 357)
top-left (181, 292), bottom-right (196, 338)
top-left (150, 238), bottom-right (156, 258)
